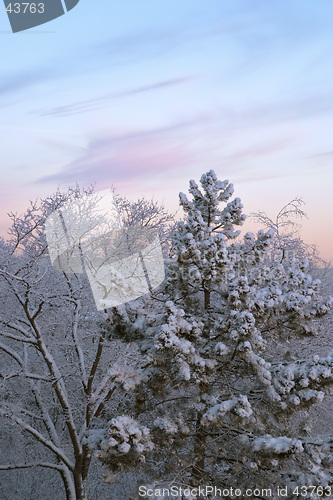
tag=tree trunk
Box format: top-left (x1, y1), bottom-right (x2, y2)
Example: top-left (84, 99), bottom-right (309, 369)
top-left (74, 469), bottom-right (88, 500)
top-left (191, 411), bottom-right (207, 483)
top-left (204, 288), bottom-right (210, 310)
top-left (73, 448), bottom-right (91, 500)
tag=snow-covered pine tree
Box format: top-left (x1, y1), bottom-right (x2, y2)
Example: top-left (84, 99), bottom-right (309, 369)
top-left (93, 171), bottom-right (333, 499)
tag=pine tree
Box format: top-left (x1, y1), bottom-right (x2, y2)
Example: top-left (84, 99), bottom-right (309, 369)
top-left (93, 171), bottom-right (333, 499)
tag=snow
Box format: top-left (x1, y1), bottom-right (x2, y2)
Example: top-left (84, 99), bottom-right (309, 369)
top-left (201, 395), bottom-right (253, 425)
top-left (252, 435), bottom-right (304, 454)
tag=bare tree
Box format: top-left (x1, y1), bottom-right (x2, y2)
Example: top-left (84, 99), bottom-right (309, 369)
top-left (250, 198), bottom-right (329, 269)
top-left (116, 195), bottom-right (176, 257)
top-left (0, 187), bottom-right (173, 499)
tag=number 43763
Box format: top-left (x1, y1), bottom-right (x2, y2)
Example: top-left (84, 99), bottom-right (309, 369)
top-left (6, 3), bottom-right (45, 14)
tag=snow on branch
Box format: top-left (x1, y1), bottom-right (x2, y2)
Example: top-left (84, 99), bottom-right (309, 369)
top-left (201, 395), bottom-right (253, 425)
top-left (0, 462), bottom-right (65, 472)
top-left (0, 407), bottom-right (74, 470)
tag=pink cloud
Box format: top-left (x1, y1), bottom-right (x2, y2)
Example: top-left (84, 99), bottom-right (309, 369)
top-left (35, 127), bottom-right (197, 189)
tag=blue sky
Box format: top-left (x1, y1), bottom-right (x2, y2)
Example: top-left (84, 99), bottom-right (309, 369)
top-left (0, 0), bottom-right (332, 259)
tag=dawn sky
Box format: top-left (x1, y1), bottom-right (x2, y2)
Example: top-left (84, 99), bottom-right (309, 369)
top-left (0, 1), bottom-right (332, 260)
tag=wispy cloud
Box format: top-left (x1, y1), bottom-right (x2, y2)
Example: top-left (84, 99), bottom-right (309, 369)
top-left (94, 27), bottom-right (201, 67)
top-left (37, 76), bottom-right (193, 117)
top-left (305, 151), bottom-right (333, 159)
top-left (220, 138), bottom-right (293, 165)
top-left (90, 15), bottom-right (255, 71)
top-left (0, 67), bottom-right (53, 96)
top-left (34, 123), bottom-right (197, 187)
top-left (215, 93), bottom-right (333, 133)
top-left (234, 173), bottom-right (284, 184)
top-left (34, 114), bottom-right (292, 191)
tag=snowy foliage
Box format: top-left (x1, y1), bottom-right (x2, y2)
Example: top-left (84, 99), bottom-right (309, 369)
top-left (90, 416), bottom-right (154, 470)
top-left (2, 173), bottom-right (331, 498)
top-left (108, 363), bottom-right (143, 391)
top-left (252, 435), bottom-right (304, 454)
top-left (99, 170), bottom-right (333, 495)
top-left (200, 395), bottom-right (253, 425)
top-left (268, 353), bottom-right (333, 410)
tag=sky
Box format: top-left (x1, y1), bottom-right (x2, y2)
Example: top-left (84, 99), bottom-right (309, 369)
top-left (0, 0), bottom-right (332, 260)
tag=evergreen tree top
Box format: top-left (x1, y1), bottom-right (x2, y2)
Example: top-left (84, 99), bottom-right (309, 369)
top-left (179, 169), bottom-right (246, 239)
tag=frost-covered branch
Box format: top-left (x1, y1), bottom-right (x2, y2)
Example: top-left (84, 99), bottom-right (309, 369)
top-left (0, 462), bottom-right (65, 472)
top-left (0, 331), bottom-right (36, 344)
top-left (21, 304), bottom-right (82, 459)
top-left (62, 273), bottom-right (88, 388)
top-left (0, 407), bottom-right (73, 470)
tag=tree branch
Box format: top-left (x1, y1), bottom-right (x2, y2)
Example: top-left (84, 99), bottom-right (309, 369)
top-left (0, 408), bottom-right (73, 470)
top-left (0, 341), bottom-right (23, 366)
top-left (0, 462), bottom-right (65, 472)
top-left (87, 331), bottom-right (106, 396)
top-left (22, 304), bottom-right (82, 460)
top-left (0, 331), bottom-right (36, 344)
